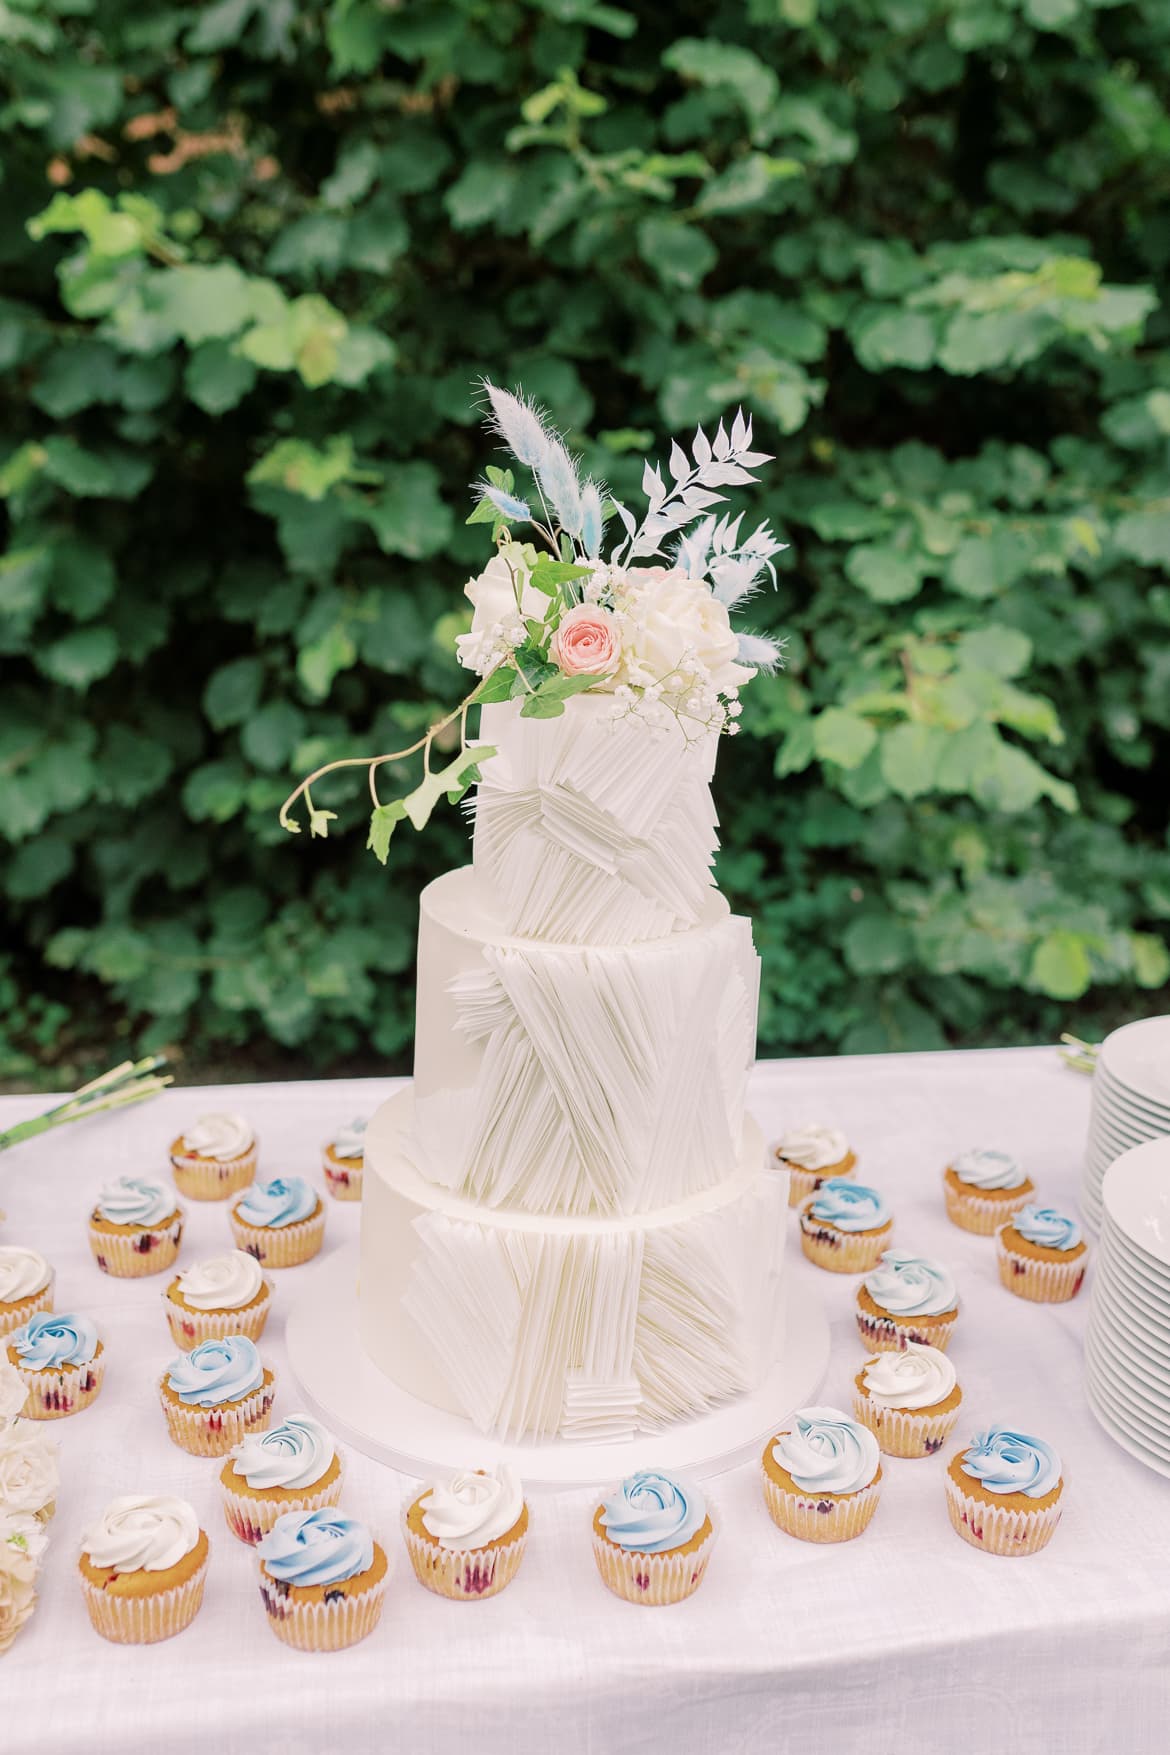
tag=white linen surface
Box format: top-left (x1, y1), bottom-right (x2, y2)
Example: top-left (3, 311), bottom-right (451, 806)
top-left (2, 1047), bottom-right (1167, 1754)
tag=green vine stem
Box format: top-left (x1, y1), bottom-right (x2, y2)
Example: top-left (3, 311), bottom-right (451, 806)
top-left (0, 1056), bottom-right (173, 1153)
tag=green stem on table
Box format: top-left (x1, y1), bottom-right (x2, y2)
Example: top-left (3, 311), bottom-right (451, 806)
top-left (0, 1057), bottom-right (173, 1152)
top-left (1058, 1033), bottom-right (1099, 1075)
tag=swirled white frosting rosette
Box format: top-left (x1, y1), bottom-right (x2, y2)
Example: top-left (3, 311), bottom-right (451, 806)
top-left (0, 1248), bottom-right (55, 1340)
top-left (321, 1118), bottom-right (367, 1202)
top-left (769, 1123), bottom-right (857, 1208)
top-left (78, 1495), bottom-right (210, 1644)
top-left (944, 1426), bottom-right (1064, 1557)
top-left (995, 1206), bottom-right (1088, 1304)
top-left (404, 1464), bottom-right (529, 1601)
top-left (164, 1251), bottom-right (273, 1351)
top-left (852, 1344), bottom-right (963, 1458)
top-left (87, 1176), bottom-right (184, 1280)
top-left (762, 1407), bottom-right (882, 1543)
top-left (856, 1250), bottom-right (959, 1353)
top-left (220, 1413), bottom-right (343, 1544)
top-left (590, 1470), bottom-right (715, 1606)
top-left (169, 1112), bottom-right (258, 1202)
top-left (943, 1148), bottom-right (1034, 1236)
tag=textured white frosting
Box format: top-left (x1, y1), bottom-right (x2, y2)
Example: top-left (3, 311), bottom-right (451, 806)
top-left (861, 1343), bottom-right (957, 1410)
top-left (421, 1465), bottom-right (524, 1550)
top-left (177, 1251), bottom-right (264, 1312)
top-left (951, 1148), bottom-right (1027, 1190)
top-left (0, 1247), bottom-right (51, 1303)
top-left (330, 1118), bottom-right (367, 1160)
top-left (82, 1495), bottom-right (201, 1572)
top-left (774, 1124), bottom-right (849, 1172)
top-left (181, 1113), bottom-right (254, 1159)
top-left (231, 1414), bottom-right (334, 1490)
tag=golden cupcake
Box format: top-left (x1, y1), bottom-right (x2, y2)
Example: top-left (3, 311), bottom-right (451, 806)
top-left (7, 1312), bottom-right (104, 1420)
top-left (996, 1205), bottom-right (1088, 1303)
top-left (221, 1413), bottom-right (344, 1545)
top-left (403, 1464), bottom-right (528, 1601)
top-left (88, 1175), bottom-right (183, 1279)
top-left (943, 1148), bottom-right (1033, 1236)
top-left (257, 1509), bottom-right (388, 1650)
top-left (592, 1469), bottom-right (715, 1605)
top-left (79, 1495), bottom-right (209, 1644)
top-left (856, 1250), bottom-right (959, 1352)
top-left (762, 1407), bottom-right (882, 1543)
top-left (322, 1117), bottom-right (366, 1202)
top-left (799, 1178), bottom-right (892, 1274)
top-left (944, 1426), bottom-right (1064, 1556)
top-left (769, 1123), bottom-right (857, 1208)
top-left (169, 1111), bottom-right (257, 1202)
top-left (229, 1175), bottom-right (325, 1269)
top-left (0, 1247), bottom-right (54, 1340)
top-left (158, 1334), bottom-right (275, 1457)
top-left (164, 1250), bottom-right (272, 1351)
top-left (853, 1343), bottom-right (963, 1458)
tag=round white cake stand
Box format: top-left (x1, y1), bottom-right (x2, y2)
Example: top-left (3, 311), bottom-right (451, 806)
top-left (286, 1246), bottom-right (829, 1490)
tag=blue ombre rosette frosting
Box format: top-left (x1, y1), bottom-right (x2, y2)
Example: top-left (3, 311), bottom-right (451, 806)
top-left (951, 1148), bottom-right (1027, 1190)
top-left (330, 1119), bottom-right (367, 1161)
top-left (233, 1414), bottom-right (334, 1491)
top-left (864, 1251), bottom-right (957, 1316)
top-left (808, 1178), bottom-right (889, 1232)
top-left (599, 1470), bottom-right (707, 1554)
top-left (165, 1335), bottom-right (265, 1406)
top-left (235, 1176), bottom-right (317, 1229)
top-left (257, 1508), bottom-right (373, 1586)
top-left (13, 1312), bottom-right (98, 1369)
top-left (95, 1175), bottom-right (175, 1227)
top-left (773, 1407), bottom-right (880, 1494)
top-left (960, 1427), bottom-right (1061, 1498)
top-left (1010, 1206), bottom-right (1082, 1252)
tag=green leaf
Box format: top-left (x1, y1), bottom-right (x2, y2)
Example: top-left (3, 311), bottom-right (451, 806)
top-left (297, 626), bottom-right (358, 700)
top-left (367, 800), bottom-right (408, 864)
top-left (880, 723), bottom-right (945, 798)
top-left (946, 531), bottom-right (1030, 598)
top-left (842, 914), bottom-right (913, 976)
top-left (309, 808), bottom-right (338, 839)
top-left (183, 760), bottom-right (249, 823)
top-left (846, 546), bottom-right (924, 603)
top-left (637, 218), bottom-right (718, 290)
top-left (38, 627), bottom-right (119, 690)
top-left (363, 462), bottom-right (453, 558)
top-left (204, 658), bottom-right (264, 730)
top-left (241, 702), bottom-right (307, 772)
top-left (186, 342), bottom-right (258, 414)
top-left (813, 708), bottom-right (877, 769)
top-left (149, 264), bottom-right (256, 345)
top-left (775, 719), bottom-right (816, 777)
top-left (1131, 934), bottom-right (1170, 990)
top-left (955, 625), bottom-right (1034, 678)
top-left (1114, 509), bottom-right (1170, 568)
top-left (851, 310), bottom-right (937, 371)
top-left (1030, 931), bottom-right (1092, 1000)
top-left (248, 436), bottom-right (357, 503)
top-left (402, 750), bottom-right (491, 831)
top-left (662, 37), bottom-right (779, 126)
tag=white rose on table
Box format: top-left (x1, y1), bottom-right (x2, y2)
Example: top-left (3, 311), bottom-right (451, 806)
top-left (0, 1426), bottom-right (59, 1516)
top-left (0, 1360), bottom-right (26, 1431)
top-left (455, 542), bottom-right (545, 674)
top-left (618, 567), bottom-right (751, 696)
top-left (0, 1561), bottom-right (36, 1654)
top-left (1, 1510), bottom-right (48, 1579)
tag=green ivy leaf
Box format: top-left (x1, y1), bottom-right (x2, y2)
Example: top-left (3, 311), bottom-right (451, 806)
top-left (845, 545), bottom-right (924, 603)
top-left (186, 342), bottom-right (258, 414)
top-left (880, 723), bottom-right (946, 798)
top-left (366, 799), bottom-right (408, 864)
top-left (204, 657), bottom-right (264, 729)
top-left (38, 627), bottom-right (119, 690)
top-left (1029, 930), bottom-right (1092, 1000)
top-left (813, 708), bottom-right (877, 769)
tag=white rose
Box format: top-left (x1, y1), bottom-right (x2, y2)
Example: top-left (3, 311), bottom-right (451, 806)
top-left (618, 567), bottom-right (751, 697)
top-left (0, 1565), bottom-right (36, 1653)
top-left (0, 1361), bottom-right (26, 1431)
top-left (0, 1427), bottom-right (59, 1516)
top-left (455, 542), bottom-right (545, 674)
top-left (1, 1511), bottom-right (48, 1576)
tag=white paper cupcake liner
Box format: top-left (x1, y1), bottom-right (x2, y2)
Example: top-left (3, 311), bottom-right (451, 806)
top-left (761, 1469), bottom-right (882, 1543)
top-left (80, 1552), bottom-right (209, 1644)
top-left (89, 1216), bottom-right (183, 1279)
top-left (799, 1206), bottom-right (892, 1275)
top-left (15, 1349), bottom-right (105, 1420)
top-left (0, 1278), bottom-right (55, 1340)
top-left (944, 1470), bottom-right (1063, 1556)
top-left (322, 1153), bottom-right (363, 1202)
top-left (164, 1282), bottom-right (273, 1352)
top-left (159, 1375), bottom-right (276, 1456)
top-left (591, 1514), bottom-right (716, 1606)
top-left (944, 1182), bottom-right (1031, 1237)
top-left (259, 1564), bottom-right (387, 1650)
top-left (995, 1234), bottom-right (1087, 1303)
top-left (221, 1462), bottom-right (344, 1545)
top-left (170, 1145), bottom-right (257, 1202)
top-left (854, 1305), bottom-right (957, 1353)
top-left (228, 1205), bottom-right (325, 1268)
top-left (852, 1392), bottom-right (961, 1459)
top-left (402, 1520), bottom-right (527, 1600)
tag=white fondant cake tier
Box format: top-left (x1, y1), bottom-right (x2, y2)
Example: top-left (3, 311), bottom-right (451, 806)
top-left (412, 866), bottom-right (760, 1216)
top-left (472, 697), bottom-right (720, 944)
top-left (359, 1089), bottom-right (787, 1443)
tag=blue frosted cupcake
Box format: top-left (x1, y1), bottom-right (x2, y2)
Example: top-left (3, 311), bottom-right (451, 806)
top-left (856, 1251), bottom-right (959, 1351)
top-left (799, 1178), bottom-right (893, 1274)
top-left (159, 1334), bottom-right (275, 1456)
top-left (592, 1470), bottom-right (715, 1605)
top-left (88, 1175), bottom-right (183, 1278)
top-left (229, 1175), bottom-right (325, 1268)
top-left (762, 1406), bottom-right (882, 1542)
top-left (944, 1148), bottom-right (1033, 1235)
top-left (945, 1425), bottom-right (1064, 1556)
top-left (6, 1312), bottom-right (104, 1420)
top-left (257, 1508), bottom-right (388, 1650)
top-left (996, 1206), bottom-right (1087, 1302)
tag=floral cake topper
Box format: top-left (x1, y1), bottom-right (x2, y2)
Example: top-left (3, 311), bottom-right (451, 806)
top-left (280, 385), bottom-right (784, 862)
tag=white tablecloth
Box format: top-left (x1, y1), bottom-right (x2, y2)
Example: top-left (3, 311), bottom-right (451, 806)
top-left (3, 1048), bottom-right (1168, 1754)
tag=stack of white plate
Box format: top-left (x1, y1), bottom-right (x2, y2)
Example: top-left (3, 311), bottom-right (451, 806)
top-left (1080, 1016), bottom-right (1170, 1235)
top-left (1085, 1136), bottom-right (1170, 1478)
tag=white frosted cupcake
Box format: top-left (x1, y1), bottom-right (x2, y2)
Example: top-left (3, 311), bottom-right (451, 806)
top-left (592, 1470), bottom-right (715, 1606)
top-left (322, 1117), bottom-right (366, 1202)
top-left (159, 1335), bottom-right (275, 1456)
top-left (943, 1148), bottom-right (1033, 1235)
top-left (164, 1250), bottom-right (273, 1351)
top-left (799, 1178), bottom-right (893, 1274)
top-left (853, 1343), bottom-right (963, 1458)
top-left (945, 1426), bottom-right (1064, 1557)
top-left (170, 1112), bottom-right (257, 1202)
top-left (762, 1407), bottom-right (882, 1542)
top-left (0, 1248), bottom-right (54, 1340)
top-left (258, 1509), bottom-right (388, 1650)
top-left (856, 1251), bottom-right (959, 1352)
top-left (404, 1464), bottom-right (529, 1601)
top-left (79, 1495), bottom-right (209, 1644)
top-left (221, 1413), bottom-right (343, 1544)
top-left (7, 1312), bottom-right (104, 1420)
top-left (88, 1176), bottom-right (183, 1278)
top-left (229, 1176), bottom-right (325, 1268)
top-left (996, 1205), bottom-right (1088, 1303)
top-left (770, 1123), bottom-right (856, 1207)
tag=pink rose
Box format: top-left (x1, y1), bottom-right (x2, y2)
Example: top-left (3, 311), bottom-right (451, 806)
top-left (550, 605), bottom-right (621, 678)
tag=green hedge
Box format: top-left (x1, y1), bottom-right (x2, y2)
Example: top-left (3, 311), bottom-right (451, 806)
top-left (3, 0), bottom-right (1169, 1083)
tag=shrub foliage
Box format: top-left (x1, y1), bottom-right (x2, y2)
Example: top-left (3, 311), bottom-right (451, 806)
top-left (2, 0), bottom-right (1169, 1078)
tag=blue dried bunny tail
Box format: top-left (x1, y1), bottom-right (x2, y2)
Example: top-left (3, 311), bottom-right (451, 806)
top-left (474, 480), bottom-right (532, 521)
top-left (736, 631), bottom-right (785, 672)
top-left (483, 381), bottom-right (584, 538)
top-left (581, 481), bottom-right (605, 558)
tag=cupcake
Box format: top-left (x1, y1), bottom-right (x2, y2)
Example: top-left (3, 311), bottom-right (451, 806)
top-left (169, 1112), bottom-right (257, 1202)
top-left (769, 1123), bottom-right (856, 1208)
top-left (322, 1117), bottom-right (366, 1202)
top-left (158, 1334), bottom-right (275, 1457)
top-left (257, 1509), bottom-right (388, 1651)
top-left (856, 1250), bottom-right (959, 1352)
top-left (221, 1413), bottom-right (343, 1545)
top-left (7, 1313), bottom-right (104, 1420)
top-left (79, 1495), bottom-right (209, 1644)
top-left (403, 1464), bottom-right (528, 1601)
top-left (945, 1425), bottom-right (1064, 1557)
top-left (762, 1407), bottom-right (882, 1543)
top-left (88, 1175), bottom-right (183, 1278)
top-left (229, 1175), bottom-right (325, 1269)
top-left (592, 1469), bottom-right (715, 1606)
top-left (0, 1247), bottom-right (54, 1340)
top-left (799, 1178), bottom-right (892, 1274)
top-left (996, 1205), bottom-right (1088, 1303)
top-left (853, 1343), bottom-right (963, 1458)
top-left (943, 1148), bottom-right (1033, 1236)
top-left (164, 1250), bottom-right (273, 1351)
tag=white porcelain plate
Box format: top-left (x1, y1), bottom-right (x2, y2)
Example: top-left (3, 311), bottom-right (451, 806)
top-left (1099, 1017), bottom-right (1170, 1109)
top-left (1101, 1138), bottom-right (1170, 1268)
